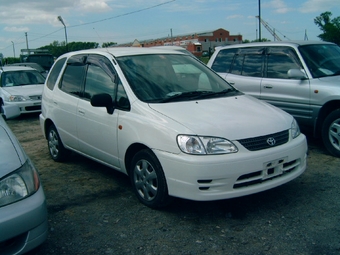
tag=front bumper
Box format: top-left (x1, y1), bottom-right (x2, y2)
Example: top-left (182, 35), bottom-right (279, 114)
top-left (155, 134), bottom-right (307, 201)
top-left (4, 101), bottom-right (41, 115)
top-left (0, 186), bottom-right (48, 255)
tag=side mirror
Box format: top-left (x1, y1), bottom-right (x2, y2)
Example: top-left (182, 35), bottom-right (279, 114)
top-left (91, 93), bottom-right (114, 114)
top-left (288, 69), bottom-right (308, 80)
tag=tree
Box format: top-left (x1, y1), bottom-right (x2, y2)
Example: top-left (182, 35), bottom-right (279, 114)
top-left (102, 42), bottom-right (117, 48)
top-left (314, 12), bottom-right (340, 45)
top-left (38, 41), bottom-right (99, 58)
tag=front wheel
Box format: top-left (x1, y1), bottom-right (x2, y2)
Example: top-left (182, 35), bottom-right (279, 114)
top-left (321, 109), bottom-right (340, 157)
top-left (130, 149), bottom-right (172, 208)
top-left (47, 125), bottom-right (68, 162)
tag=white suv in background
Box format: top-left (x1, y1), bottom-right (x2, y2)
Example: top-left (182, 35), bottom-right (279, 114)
top-left (207, 41), bottom-right (340, 157)
top-left (40, 47), bottom-right (307, 208)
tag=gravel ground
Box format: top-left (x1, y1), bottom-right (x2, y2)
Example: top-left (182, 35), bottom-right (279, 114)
top-left (6, 113), bottom-right (340, 255)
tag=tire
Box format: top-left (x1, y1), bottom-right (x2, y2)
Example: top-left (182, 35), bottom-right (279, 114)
top-left (47, 125), bottom-right (68, 162)
top-left (321, 109), bottom-right (340, 157)
top-left (130, 149), bottom-right (172, 208)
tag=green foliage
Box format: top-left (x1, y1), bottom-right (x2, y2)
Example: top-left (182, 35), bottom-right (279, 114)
top-left (38, 41), bottom-right (99, 58)
top-left (102, 42), bottom-right (117, 48)
top-left (314, 12), bottom-right (340, 45)
top-left (242, 38), bottom-right (271, 43)
top-left (2, 57), bottom-right (20, 65)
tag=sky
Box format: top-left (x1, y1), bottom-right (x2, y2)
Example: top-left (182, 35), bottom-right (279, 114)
top-left (0, 0), bottom-right (339, 58)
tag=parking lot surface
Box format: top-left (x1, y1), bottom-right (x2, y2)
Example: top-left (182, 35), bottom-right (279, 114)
top-left (6, 113), bottom-right (340, 255)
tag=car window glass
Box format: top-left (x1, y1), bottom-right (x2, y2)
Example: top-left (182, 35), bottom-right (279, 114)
top-left (266, 47), bottom-right (302, 79)
top-left (267, 54), bottom-right (301, 79)
top-left (84, 64), bottom-right (116, 100)
top-left (241, 55), bottom-right (263, 77)
top-left (211, 48), bottom-right (237, 73)
top-left (2, 70), bottom-right (45, 87)
top-left (60, 55), bottom-right (87, 97)
top-left (116, 83), bottom-right (130, 109)
top-left (299, 44), bottom-right (340, 78)
top-left (117, 54), bottom-right (235, 103)
top-left (47, 57), bottom-right (66, 90)
top-left (230, 54), bottom-right (243, 75)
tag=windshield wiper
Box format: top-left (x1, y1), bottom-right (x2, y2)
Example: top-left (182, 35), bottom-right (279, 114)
top-left (160, 88), bottom-right (238, 103)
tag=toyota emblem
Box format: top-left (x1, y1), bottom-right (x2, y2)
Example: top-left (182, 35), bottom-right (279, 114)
top-left (267, 137), bottom-right (276, 146)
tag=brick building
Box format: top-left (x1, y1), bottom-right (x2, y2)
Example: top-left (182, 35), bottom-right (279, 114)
top-left (119, 28), bottom-right (242, 57)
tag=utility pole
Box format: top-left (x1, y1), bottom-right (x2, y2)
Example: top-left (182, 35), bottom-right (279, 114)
top-left (58, 16), bottom-right (68, 51)
top-left (258, 0), bottom-right (262, 42)
top-left (11, 41), bottom-right (15, 58)
top-left (25, 32), bottom-right (30, 55)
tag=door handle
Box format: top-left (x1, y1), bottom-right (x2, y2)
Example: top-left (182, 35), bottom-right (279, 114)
top-left (263, 85), bottom-right (273, 89)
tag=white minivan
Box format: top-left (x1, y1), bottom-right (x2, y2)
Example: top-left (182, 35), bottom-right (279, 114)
top-left (40, 47), bottom-right (307, 208)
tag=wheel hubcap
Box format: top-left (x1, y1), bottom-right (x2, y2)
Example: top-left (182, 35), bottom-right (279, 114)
top-left (329, 118), bottom-right (340, 151)
top-left (48, 130), bottom-right (59, 158)
top-left (134, 160), bottom-right (158, 201)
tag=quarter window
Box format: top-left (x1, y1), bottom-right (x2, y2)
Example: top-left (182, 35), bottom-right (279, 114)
top-left (211, 48), bottom-right (238, 73)
top-left (46, 57), bottom-right (66, 90)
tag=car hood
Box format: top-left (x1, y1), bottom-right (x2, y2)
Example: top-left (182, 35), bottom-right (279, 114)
top-left (2, 84), bottom-right (43, 97)
top-left (148, 95), bottom-right (292, 140)
top-left (0, 125), bottom-right (23, 177)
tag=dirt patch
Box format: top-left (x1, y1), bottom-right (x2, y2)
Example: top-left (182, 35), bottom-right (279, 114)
top-left (6, 113), bottom-right (340, 255)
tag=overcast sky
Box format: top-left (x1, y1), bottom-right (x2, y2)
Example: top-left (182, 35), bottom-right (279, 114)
top-left (0, 0), bottom-right (339, 58)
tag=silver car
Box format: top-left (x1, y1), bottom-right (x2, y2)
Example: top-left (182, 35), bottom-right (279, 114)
top-left (0, 106), bottom-right (48, 254)
top-left (207, 41), bottom-right (340, 157)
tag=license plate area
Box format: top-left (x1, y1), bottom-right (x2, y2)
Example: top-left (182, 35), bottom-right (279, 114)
top-left (262, 157), bottom-right (287, 180)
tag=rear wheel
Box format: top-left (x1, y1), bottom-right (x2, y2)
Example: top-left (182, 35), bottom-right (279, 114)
top-left (130, 149), bottom-right (172, 208)
top-left (47, 125), bottom-right (68, 161)
top-left (321, 109), bottom-right (340, 157)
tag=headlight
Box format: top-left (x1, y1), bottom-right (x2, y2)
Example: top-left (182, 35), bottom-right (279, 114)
top-left (177, 135), bottom-right (238, 155)
top-left (291, 118), bottom-right (301, 139)
top-left (7, 95), bottom-right (27, 102)
top-left (0, 159), bottom-right (40, 207)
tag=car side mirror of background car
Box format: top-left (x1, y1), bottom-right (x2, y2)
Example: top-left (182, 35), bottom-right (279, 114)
top-left (91, 93), bottom-right (114, 114)
top-left (288, 69), bottom-right (308, 80)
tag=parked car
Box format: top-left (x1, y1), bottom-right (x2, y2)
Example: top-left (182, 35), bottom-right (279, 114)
top-left (9, 62), bottom-right (48, 77)
top-left (40, 47), bottom-right (307, 208)
top-left (152, 45), bottom-right (197, 59)
top-left (0, 66), bottom-right (45, 119)
top-left (207, 41), bottom-right (340, 157)
top-left (0, 105), bottom-right (48, 254)
top-left (26, 54), bottom-right (54, 71)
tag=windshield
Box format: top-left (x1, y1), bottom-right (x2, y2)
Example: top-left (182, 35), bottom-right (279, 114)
top-left (299, 44), bottom-right (340, 78)
top-left (116, 54), bottom-right (239, 103)
top-left (1, 70), bottom-right (45, 87)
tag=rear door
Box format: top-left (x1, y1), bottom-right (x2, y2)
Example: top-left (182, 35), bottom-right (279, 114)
top-left (226, 47), bottom-right (264, 99)
top-left (53, 54), bottom-right (87, 150)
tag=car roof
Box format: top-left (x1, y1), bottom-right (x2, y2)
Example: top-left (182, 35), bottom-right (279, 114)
top-left (0, 65), bottom-right (36, 72)
top-left (58, 47), bottom-right (185, 59)
top-left (215, 40), bottom-right (336, 50)
top-left (9, 62), bottom-right (45, 72)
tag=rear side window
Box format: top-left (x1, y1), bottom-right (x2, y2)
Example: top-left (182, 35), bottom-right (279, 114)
top-left (230, 54), bottom-right (263, 77)
top-left (211, 48), bottom-right (237, 73)
top-left (60, 55), bottom-right (87, 97)
top-left (46, 57), bottom-right (66, 90)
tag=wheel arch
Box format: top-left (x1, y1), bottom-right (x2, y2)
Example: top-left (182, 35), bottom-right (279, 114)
top-left (315, 100), bottom-right (340, 136)
top-left (43, 118), bottom-right (56, 139)
top-left (124, 143), bottom-right (151, 176)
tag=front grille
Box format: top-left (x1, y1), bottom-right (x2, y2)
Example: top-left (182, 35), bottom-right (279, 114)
top-left (238, 130), bottom-right (289, 151)
top-left (25, 105), bottom-right (41, 111)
